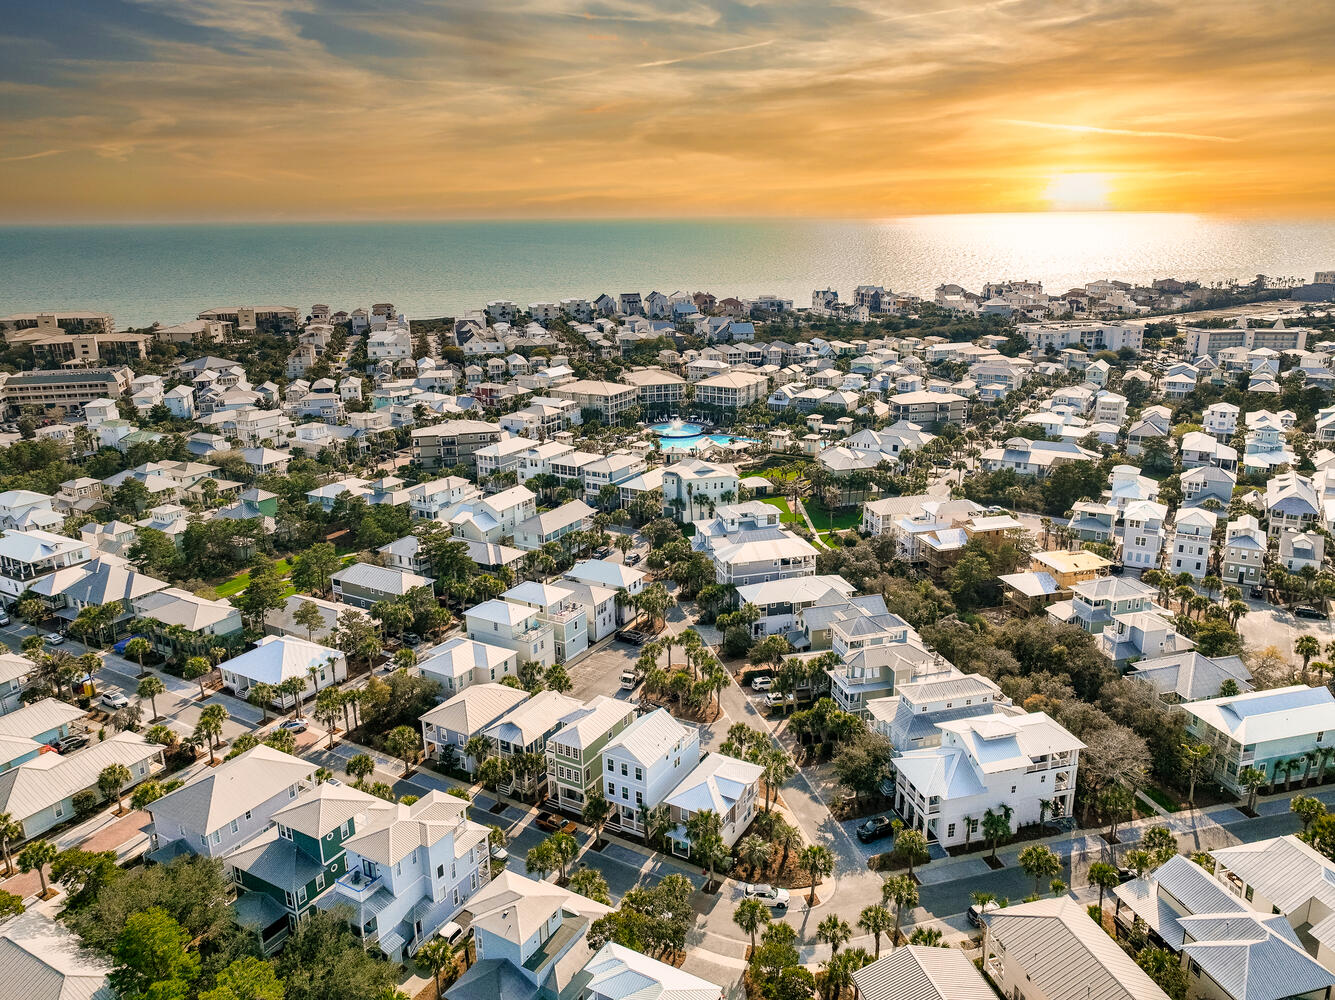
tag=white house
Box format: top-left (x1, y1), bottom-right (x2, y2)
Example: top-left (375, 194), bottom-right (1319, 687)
top-left (465, 599), bottom-right (556, 668)
top-left (662, 752), bottom-right (763, 858)
top-left (661, 460), bottom-right (740, 523)
top-left (415, 637), bottom-right (519, 697)
top-left (1167, 507), bottom-right (1217, 579)
top-left (218, 635), bottom-right (346, 705)
top-left (145, 744), bottom-right (315, 860)
top-left (891, 711), bottom-right (1082, 847)
top-left (420, 682), bottom-right (531, 773)
top-left (603, 708), bottom-right (701, 837)
top-left (317, 791), bottom-right (491, 961)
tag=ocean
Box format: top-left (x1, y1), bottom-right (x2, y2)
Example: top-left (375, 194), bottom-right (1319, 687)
top-left (2, 214), bottom-right (1333, 329)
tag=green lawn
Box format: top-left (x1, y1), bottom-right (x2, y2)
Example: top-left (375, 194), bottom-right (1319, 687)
top-left (805, 500), bottom-right (861, 532)
top-left (214, 558), bottom-right (294, 598)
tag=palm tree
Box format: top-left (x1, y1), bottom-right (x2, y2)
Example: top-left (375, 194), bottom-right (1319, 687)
top-left (733, 897), bottom-right (770, 955)
top-left (98, 762), bottom-right (133, 814)
top-left (17, 840), bottom-right (57, 897)
top-left (857, 904), bottom-right (893, 958)
top-left (247, 682), bottom-right (275, 723)
top-left (124, 637), bottom-right (152, 676)
top-left (1297, 635), bottom-right (1322, 680)
top-left (0, 812), bottom-right (22, 877)
top-left (982, 805), bottom-right (1013, 861)
top-left (417, 937), bottom-right (457, 999)
top-left (136, 675), bottom-right (166, 721)
top-left (1088, 862), bottom-right (1121, 915)
top-left (194, 703), bottom-right (227, 765)
top-left (1238, 765), bottom-right (1268, 812)
top-left (799, 844), bottom-right (834, 906)
top-left (775, 818), bottom-right (802, 871)
top-left (1181, 742), bottom-right (1214, 805)
top-left (739, 833), bottom-right (772, 879)
top-left (817, 915), bottom-right (851, 956)
top-left (346, 752), bottom-right (375, 788)
top-left (882, 874), bottom-right (918, 944)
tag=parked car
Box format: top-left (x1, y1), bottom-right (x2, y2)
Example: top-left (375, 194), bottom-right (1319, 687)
top-left (489, 843), bottom-right (509, 863)
top-left (100, 691), bottom-right (129, 709)
top-left (278, 718), bottom-right (308, 734)
top-left (750, 676), bottom-right (773, 692)
top-left (627, 553), bottom-right (642, 565)
top-left (402, 632), bottom-right (422, 647)
top-left (0, 612), bottom-right (9, 627)
top-left (742, 884), bottom-right (790, 910)
top-left (619, 670), bottom-right (638, 691)
top-left (594, 547), bottom-right (611, 558)
top-left (855, 815), bottom-right (897, 843)
top-left (967, 900), bottom-right (1001, 926)
top-left (45, 633), bottom-right (65, 645)
top-left (536, 812), bottom-right (577, 835)
top-left (1249, 586), bottom-right (1266, 600)
top-left (48, 734), bottom-right (88, 754)
top-left (1295, 606), bottom-right (1330, 620)
top-left (765, 691), bottom-right (795, 710)
top-left (437, 921), bottom-right (468, 946)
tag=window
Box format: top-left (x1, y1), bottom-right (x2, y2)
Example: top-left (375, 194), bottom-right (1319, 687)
top-left (634, 767), bottom-right (642, 781)
top-left (211, 830), bottom-right (222, 845)
top-left (947, 823), bottom-right (956, 838)
top-left (230, 819), bottom-right (239, 835)
top-left (297, 885), bottom-right (307, 905)
top-left (607, 759), bottom-right (614, 772)
top-left (245, 809), bottom-right (252, 820)
top-left (620, 763), bottom-right (628, 776)
top-left (1010, 785), bottom-right (1016, 794)
top-left (316, 874), bottom-right (325, 890)
top-left (608, 782), bottom-right (615, 796)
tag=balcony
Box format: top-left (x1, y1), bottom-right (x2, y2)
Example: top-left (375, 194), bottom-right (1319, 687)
top-left (334, 868), bottom-right (383, 903)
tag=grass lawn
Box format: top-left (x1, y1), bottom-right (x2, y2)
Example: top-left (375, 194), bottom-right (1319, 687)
top-left (214, 558), bottom-right (294, 599)
top-left (804, 500), bottom-right (861, 532)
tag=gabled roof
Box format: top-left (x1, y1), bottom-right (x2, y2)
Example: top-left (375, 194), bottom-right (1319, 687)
top-left (548, 696), bottom-right (635, 751)
top-left (270, 781), bottom-right (389, 840)
top-left (146, 744), bottom-right (313, 837)
top-left (605, 708), bottom-right (695, 766)
top-left (420, 682), bottom-right (529, 737)
top-left (0, 699), bottom-right (85, 740)
top-left (220, 635), bottom-right (341, 685)
top-left (0, 911), bottom-right (113, 1000)
top-left (985, 897), bottom-right (1168, 1000)
top-left (343, 791), bottom-right (488, 868)
top-left (1181, 685), bottom-right (1335, 743)
top-left (579, 942), bottom-right (721, 1000)
top-left (0, 731), bottom-right (161, 824)
top-left (464, 869), bottom-right (611, 946)
top-left (1178, 911), bottom-right (1335, 1000)
top-left (483, 690), bottom-right (583, 748)
top-left (664, 753), bottom-right (763, 815)
top-left (851, 945), bottom-right (994, 1000)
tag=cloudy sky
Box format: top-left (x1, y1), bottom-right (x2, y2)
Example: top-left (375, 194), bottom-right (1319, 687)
top-left (2, 0), bottom-right (1332, 221)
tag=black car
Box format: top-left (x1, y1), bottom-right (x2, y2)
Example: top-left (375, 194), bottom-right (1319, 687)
top-left (1296, 606), bottom-right (1330, 620)
top-left (855, 815), bottom-right (897, 843)
top-left (1250, 586), bottom-right (1266, 599)
top-left (627, 553), bottom-right (642, 565)
top-left (402, 632), bottom-right (423, 647)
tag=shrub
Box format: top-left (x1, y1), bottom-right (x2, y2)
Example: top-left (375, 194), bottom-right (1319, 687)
top-left (72, 789), bottom-right (100, 819)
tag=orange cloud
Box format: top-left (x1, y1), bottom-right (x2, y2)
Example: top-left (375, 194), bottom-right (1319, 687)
top-left (0, 0), bottom-right (1332, 221)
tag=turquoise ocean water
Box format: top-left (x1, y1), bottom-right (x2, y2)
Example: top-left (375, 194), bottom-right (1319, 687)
top-left (1, 214), bottom-right (1333, 329)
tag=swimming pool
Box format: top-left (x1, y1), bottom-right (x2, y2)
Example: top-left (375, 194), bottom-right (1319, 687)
top-left (649, 420), bottom-right (757, 452)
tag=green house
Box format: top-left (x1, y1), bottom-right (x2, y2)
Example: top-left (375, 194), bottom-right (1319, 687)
top-left (227, 783), bottom-right (386, 954)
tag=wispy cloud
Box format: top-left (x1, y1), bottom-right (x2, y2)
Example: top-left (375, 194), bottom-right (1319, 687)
top-left (0, 0), bottom-right (1331, 221)
top-left (0, 149), bottom-right (65, 163)
top-left (999, 118), bottom-right (1241, 143)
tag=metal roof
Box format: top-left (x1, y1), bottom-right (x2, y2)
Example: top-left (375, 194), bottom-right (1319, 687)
top-left (985, 897), bottom-right (1169, 1000)
top-left (851, 945), bottom-right (993, 1000)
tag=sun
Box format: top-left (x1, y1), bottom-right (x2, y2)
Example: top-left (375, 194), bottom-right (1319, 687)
top-left (1043, 172), bottom-right (1113, 211)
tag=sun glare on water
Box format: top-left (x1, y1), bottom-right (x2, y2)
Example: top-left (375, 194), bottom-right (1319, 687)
top-left (1043, 172), bottom-right (1113, 211)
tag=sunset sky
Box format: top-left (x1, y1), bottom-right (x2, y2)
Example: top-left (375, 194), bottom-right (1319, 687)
top-left (3, 0), bottom-right (1333, 222)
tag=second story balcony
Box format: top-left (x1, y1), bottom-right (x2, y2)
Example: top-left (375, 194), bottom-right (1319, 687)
top-left (333, 867), bottom-right (383, 904)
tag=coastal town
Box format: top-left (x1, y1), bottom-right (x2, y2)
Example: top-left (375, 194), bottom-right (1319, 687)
top-left (6, 269), bottom-right (1335, 1000)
